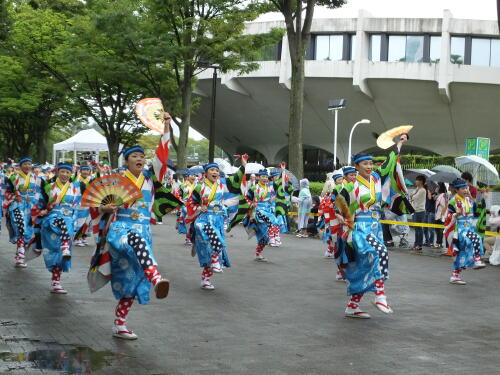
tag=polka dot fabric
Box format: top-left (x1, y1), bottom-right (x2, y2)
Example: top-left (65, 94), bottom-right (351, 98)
top-left (203, 223), bottom-right (223, 254)
top-left (366, 234), bottom-right (389, 278)
top-left (465, 231), bottom-right (482, 257)
top-left (127, 232), bottom-right (154, 269)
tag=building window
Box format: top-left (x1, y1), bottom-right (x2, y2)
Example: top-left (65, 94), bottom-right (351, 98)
top-left (471, 38), bottom-right (491, 66)
top-left (350, 35), bottom-right (356, 60)
top-left (243, 42), bottom-right (281, 61)
top-left (430, 36), bottom-right (441, 62)
top-left (369, 34), bottom-right (381, 61)
top-left (405, 35), bottom-right (425, 62)
top-left (450, 37), bottom-right (465, 64)
top-left (387, 35), bottom-right (424, 62)
top-left (491, 39), bottom-right (500, 67)
top-left (388, 35), bottom-right (406, 62)
top-left (315, 34), bottom-right (343, 61)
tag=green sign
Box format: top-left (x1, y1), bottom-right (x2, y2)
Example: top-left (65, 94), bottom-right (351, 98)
top-left (465, 137), bottom-right (490, 160)
top-left (477, 137), bottom-right (490, 160)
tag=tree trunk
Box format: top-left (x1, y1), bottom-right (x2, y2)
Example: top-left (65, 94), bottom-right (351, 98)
top-left (287, 50), bottom-right (305, 179)
top-left (176, 64), bottom-right (193, 169)
top-left (107, 134), bottom-right (120, 168)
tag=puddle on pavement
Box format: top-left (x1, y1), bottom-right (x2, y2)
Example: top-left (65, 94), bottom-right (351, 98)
top-left (0, 344), bottom-right (116, 374)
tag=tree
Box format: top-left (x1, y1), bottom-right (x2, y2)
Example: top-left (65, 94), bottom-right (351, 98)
top-left (261, 0), bottom-right (345, 177)
top-left (143, 0), bottom-right (282, 169)
top-left (9, 1), bottom-right (149, 167)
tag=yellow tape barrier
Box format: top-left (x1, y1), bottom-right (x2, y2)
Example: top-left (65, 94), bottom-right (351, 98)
top-left (287, 212), bottom-right (500, 237)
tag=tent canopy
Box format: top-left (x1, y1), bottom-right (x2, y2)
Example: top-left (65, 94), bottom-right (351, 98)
top-left (53, 129), bottom-right (109, 152)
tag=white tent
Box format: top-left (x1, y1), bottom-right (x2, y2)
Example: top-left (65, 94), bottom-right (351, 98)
top-left (53, 129), bottom-right (110, 164)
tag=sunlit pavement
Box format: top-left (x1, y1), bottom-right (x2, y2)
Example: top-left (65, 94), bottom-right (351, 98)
top-left (1, 215), bottom-right (499, 375)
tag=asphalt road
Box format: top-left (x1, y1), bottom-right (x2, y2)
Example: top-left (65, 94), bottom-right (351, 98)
top-left (1, 215), bottom-right (499, 375)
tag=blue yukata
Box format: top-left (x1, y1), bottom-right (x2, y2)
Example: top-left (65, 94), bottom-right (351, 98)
top-left (445, 194), bottom-right (484, 275)
top-left (74, 174), bottom-right (94, 242)
top-left (5, 171), bottom-right (41, 264)
top-left (37, 179), bottom-right (84, 273)
top-left (186, 166), bottom-right (244, 287)
top-left (337, 147), bottom-right (413, 297)
top-left (245, 182), bottom-right (280, 250)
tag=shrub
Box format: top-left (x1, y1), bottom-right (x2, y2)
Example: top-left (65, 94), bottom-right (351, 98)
top-left (309, 181), bottom-right (324, 196)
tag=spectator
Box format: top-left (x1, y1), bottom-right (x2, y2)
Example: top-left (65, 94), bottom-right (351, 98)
top-left (410, 175), bottom-right (427, 251)
top-left (297, 178), bottom-right (312, 238)
top-left (424, 184), bottom-right (436, 247)
top-left (306, 196), bottom-right (321, 237)
top-left (484, 205), bottom-right (500, 263)
top-left (434, 182), bottom-right (448, 249)
top-left (461, 171), bottom-right (477, 200)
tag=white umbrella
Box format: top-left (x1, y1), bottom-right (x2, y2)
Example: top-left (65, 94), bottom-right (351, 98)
top-left (214, 158), bottom-right (233, 175)
top-left (430, 165), bottom-right (461, 177)
top-left (245, 162), bottom-right (265, 174)
top-left (455, 155), bottom-right (499, 185)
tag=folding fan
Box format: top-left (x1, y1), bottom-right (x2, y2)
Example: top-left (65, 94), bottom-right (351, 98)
top-left (376, 125), bottom-right (413, 149)
top-left (135, 98), bottom-right (165, 135)
top-left (81, 174), bottom-right (143, 207)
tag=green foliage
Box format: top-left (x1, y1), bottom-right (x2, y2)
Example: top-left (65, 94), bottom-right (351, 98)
top-left (309, 181), bottom-right (324, 196)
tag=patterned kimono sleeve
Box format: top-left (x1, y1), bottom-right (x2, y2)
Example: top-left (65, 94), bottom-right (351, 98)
top-left (335, 184), bottom-right (357, 228)
top-left (31, 179), bottom-right (50, 217)
top-left (444, 199), bottom-right (458, 250)
top-left (151, 174), bottom-right (184, 219)
top-left (227, 184), bottom-right (252, 231)
top-left (226, 166), bottom-right (245, 194)
top-left (273, 177), bottom-right (294, 217)
top-left (185, 184), bottom-right (202, 224)
top-left (474, 198), bottom-right (487, 238)
top-left (377, 146), bottom-right (414, 215)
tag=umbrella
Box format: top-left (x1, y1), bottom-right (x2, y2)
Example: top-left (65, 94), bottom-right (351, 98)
top-left (269, 167), bottom-right (299, 190)
top-left (214, 158), bottom-right (234, 175)
top-left (430, 165), bottom-right (461, 176)
top-left (428, 172), bottom-right (457, 184)
top-left (245, 162), bottom-right (265, 174)
top-left (188, 165), bottom-right (204, 174)
top-left (404, 168), bottom-right (435, 183)
top-left (455, 155), bottom-right (500, 185)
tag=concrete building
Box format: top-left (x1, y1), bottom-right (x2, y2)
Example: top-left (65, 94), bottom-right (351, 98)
top-left (191, 10), bottom-right (500, 167)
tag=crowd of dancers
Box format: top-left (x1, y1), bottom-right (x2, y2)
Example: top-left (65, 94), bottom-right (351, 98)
top-left (0, 122), bottom-right (490, 338)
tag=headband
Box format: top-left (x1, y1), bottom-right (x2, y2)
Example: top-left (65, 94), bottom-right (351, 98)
top-left (57, 163), bottom-right (73, 171)
top-left (123, 146), bottom-right (144, 159)
top-left (18, 157), bottom-right (32, 165)
top-left (203, 163), bottom-right (219, 172)
top-left (352, 154), bottom-right (373, 164)
top-left (343, 166), bottom-right (356, 175)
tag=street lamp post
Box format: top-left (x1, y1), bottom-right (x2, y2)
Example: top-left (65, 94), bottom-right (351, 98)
top-left (347, 119), bottom-right (371, 165)
top-left (327, 99), bottom-right (347, 169)
top-left (198, 61), bottom-right (220, 163)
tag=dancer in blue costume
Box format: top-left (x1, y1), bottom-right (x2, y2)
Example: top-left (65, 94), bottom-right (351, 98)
top-left (4, 158), bottom-right (41, 268)
top-left (177, 170), bottom-right (197, 244)
top-left (335, 135), bottom-right (413, 319)
top-left (74, 165), bottom-right (94, 247)
top-left (445, 178), bottom-right (486, 285)
top-left (94, 112), bottom-right (182, 339)
top-left (243, 165), bottom-right (286, 262)
top-left (186, 156), bottom-right (248, 290)
top-left (31, 163), bottom-right (85, 294)
top-left (269, 171), bottom-right (287, 246)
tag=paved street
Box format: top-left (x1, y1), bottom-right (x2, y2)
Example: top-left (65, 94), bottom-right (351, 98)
top-left (1, 215), bottom-right (500, 375)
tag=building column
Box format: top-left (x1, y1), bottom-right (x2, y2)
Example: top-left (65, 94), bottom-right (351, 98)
top-left (438, 9), bottom-right (453, 103)
top-left (352, 9), bottom-right (373, 99)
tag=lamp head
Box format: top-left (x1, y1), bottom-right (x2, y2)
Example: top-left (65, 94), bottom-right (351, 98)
top-left (328, 99), bottom-right (347, 110)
